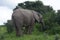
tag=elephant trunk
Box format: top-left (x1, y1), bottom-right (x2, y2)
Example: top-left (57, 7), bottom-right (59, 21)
top-left (40, 19), bottom-right (46, 32)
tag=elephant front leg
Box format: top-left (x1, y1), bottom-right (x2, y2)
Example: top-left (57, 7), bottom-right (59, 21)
top-left (24, 26), bottom-right (29, 34)
top-left (27, 19), bottom-right (34, 34)
top-left (27, 26), bottom-right (33, 34)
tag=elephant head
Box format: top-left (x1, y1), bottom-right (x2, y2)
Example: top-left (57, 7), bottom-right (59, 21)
top-left (33, 11), bottom-right (45, 31)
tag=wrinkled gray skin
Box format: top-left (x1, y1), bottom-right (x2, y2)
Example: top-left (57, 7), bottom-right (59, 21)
top-left (12, 8), bottom-right (45, 36)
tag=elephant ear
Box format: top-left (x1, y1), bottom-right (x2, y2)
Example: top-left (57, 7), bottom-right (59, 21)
top-left (32, 11), bottom-right (40, 22)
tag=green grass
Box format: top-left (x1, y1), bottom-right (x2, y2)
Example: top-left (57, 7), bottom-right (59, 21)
top-left (0, 26), bottom-right (7, 35)
top-left (0, 26), bottom-right (60, 40)
top-left (3, 33), bottom-right (56, 40)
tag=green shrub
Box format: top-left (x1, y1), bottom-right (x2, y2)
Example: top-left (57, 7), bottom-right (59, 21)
top-left (4, 20), bottom-right (14, 33)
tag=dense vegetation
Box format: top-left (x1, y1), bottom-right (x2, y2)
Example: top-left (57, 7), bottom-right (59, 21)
top-left (0, 0), bottom-right (60, 40)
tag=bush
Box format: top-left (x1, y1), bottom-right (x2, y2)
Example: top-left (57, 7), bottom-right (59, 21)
top-left (4, 20), bottom-right (14, 33)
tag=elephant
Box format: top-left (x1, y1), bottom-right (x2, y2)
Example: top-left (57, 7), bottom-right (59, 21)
top-left (12, 7), bottom-right (45, 36)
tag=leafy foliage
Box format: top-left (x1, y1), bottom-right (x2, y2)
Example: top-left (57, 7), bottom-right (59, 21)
top-left (4, 20), bottom-right (14, 33)
top-left (14, 1), bottom-right (54, 14)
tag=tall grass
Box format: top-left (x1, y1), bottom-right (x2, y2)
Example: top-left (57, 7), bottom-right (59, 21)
top-left (0, 26), bottom-right (60, 40)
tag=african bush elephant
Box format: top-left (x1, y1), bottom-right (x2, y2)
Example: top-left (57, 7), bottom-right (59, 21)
top-left (12, 8), bottom-right (45, 36)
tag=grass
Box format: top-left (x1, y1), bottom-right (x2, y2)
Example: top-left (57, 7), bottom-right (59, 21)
top-left (0, 26), bottom-right (60, 40)
top-left (3, 33), bottom-right (56, 40)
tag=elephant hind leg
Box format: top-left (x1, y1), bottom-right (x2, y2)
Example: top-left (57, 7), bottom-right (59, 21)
top-left (12, 17), bottom-right (19, 36)
top-left (16, 23), bottom-right (23, 36)
top-left (12, 16), bottom-right (23, 36)
top-left (14, 21), bottom-right (23, 36)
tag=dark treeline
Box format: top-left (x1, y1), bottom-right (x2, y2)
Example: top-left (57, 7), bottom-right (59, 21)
top-left (5, 1), bottom-right (60, 34)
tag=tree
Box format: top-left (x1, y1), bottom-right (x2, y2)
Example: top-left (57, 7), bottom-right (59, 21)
top-left (55, 10), bottom-right (60, 25)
